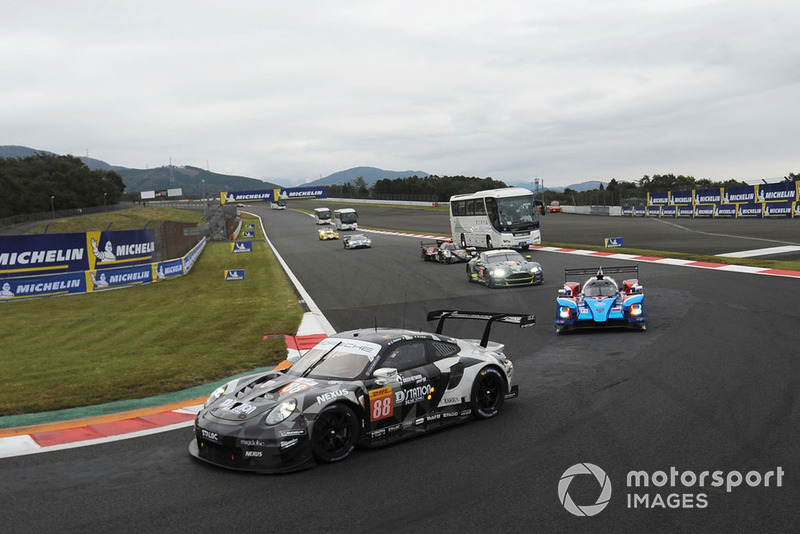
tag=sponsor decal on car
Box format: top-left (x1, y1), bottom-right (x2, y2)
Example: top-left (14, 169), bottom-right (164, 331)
top-left (201, 429), bottom-right (220, 442)
top-left (279, 429), bottom-right (307, 438)
top-left (395, 384), bottom-right (434, 405)
top-left (279, 377), bottom-right (318, 394)
top-left (316, 389), bottom-right (349, 404)
top-left (240, 439), bottom-right (267, 447)
top-left (280, 438), bottom-right (300, 449)
top-left (369, 386), bottom-right (395, 422)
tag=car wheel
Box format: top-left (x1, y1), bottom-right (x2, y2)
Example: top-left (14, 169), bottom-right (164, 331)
top-left (470, 367), bottom-right (505, 419)
top-left (486, 236), bottom-right (493, 249)
top-left (311, 403), bottom-right (360, 463)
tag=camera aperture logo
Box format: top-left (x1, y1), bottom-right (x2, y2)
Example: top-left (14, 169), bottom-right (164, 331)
top-left (558, 463), bottom-right (785, 515)
top-left (558, 463), bottom-right (612, 517)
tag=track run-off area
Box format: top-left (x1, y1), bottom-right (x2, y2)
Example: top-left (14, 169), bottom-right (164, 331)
top-left (2, 204), bottom-right (798, 532)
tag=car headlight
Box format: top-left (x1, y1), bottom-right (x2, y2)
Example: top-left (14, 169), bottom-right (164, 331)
top-left (558, 306), bottom-right (572, 319)
top-left (629, 303), bottom-right (643, 317)
top-left (205, 384), bottom-right (229, 407)
top-left (265, 398), bottom-right (297, 425)
top-left (491, 268), bottom-right (506, 277)
top-left (530, 265), bottom-right (541, 273)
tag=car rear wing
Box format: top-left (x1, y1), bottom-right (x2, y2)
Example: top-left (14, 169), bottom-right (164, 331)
top-left (564, 265), bottom-right (639, 281)
top-left (427, 310), bottom-right (535, 348)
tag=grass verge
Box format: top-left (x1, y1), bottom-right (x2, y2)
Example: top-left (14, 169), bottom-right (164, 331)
top-left (0, 211), bottom-right (303, 416)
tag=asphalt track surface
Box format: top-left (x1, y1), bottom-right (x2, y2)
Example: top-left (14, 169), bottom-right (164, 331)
top-left (2, 205), bottom-right (799, 533)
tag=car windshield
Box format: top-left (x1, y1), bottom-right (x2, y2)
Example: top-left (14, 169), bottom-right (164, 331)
top-left (441, 243), bottom-right (456, 251)
top-left (485, 252), bottom-right (523, 264)
top-left (583, 279), bottom-right (618, 297)
top-left (286, 337), bottom-right (381, 380)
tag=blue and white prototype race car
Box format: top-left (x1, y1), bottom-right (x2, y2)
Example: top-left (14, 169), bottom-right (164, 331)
top-left (188, 310), bottom-right (533, 473)
top-left (554, 266), bottom-right (646, 333)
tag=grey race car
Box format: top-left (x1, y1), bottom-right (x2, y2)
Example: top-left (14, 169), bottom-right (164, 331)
top-left (466, 249), bottom-right (544, 288)
top-left (188, 310), bottom-right (534, 473)
top-left (343, 233), bottom-right (372, 249)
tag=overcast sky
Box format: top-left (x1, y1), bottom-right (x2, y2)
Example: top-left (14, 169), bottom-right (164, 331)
top-left (2, 1), bottom-right (798, 188)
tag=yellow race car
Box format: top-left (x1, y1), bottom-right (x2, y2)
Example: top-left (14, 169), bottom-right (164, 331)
top-left (318, 227), bottom-right (340, 240)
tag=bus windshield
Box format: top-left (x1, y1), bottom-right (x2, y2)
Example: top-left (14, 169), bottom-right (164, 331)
top-left (339, 212), bottom-right (358, 224)
top-left (486, 195), bottom-right (539, 232)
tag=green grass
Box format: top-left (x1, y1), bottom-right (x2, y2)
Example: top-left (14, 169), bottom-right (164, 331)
top-left (0, 211), bottom-right (303, 416)
top-left (29, 205), bottom-right (206, 233)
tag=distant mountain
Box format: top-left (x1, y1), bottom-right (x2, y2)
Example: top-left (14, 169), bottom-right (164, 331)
top-left (0, 145), bottom-right (278, 198)
top-left (0, 145), bottom-right (58, 159)
top-left (511, 180), bottom-right (607, 193)
top-left (301, 166), bottom-right (429, 187)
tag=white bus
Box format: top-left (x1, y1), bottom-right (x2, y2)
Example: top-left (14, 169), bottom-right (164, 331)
top-left (313, 207), bottom-right (332, 224)
top-left (333, 208), bottom-right (358, 230)
top-left (270, 199), bottom-right (287, 210)
top-left (449, 187), bottom-right (541, 249)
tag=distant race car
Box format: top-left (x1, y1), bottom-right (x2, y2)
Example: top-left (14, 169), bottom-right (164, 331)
top-left (549, 201), bottom-right (561, 213)
top-left (466, 249), bottom-right (544, 288)
top-left (318, 227), bottom-right (339, 240)
top-left (343, 233), bottom-right (372, 249)
top-left (554, 265), bottom-right (646, 333)
top-left (188, 309), bottom-right (534, 473)
top-left (420, 238), bottom-right (475, 263)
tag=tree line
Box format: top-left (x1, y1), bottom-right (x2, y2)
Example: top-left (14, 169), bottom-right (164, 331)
top-left (0, 153), bottom-right (126, 218)
top-left (328, 172), bottom-right (799, 206)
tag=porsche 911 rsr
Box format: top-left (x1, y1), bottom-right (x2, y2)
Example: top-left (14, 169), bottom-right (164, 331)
top-left (466, 249), bottom-right (543, 288)
top-left (420, 238), bottom-right (475, 264)
top-left (343, 233), bottom-right (372, 249)
top-left (318, 228), bottom-right (339, 240)
top-left (189, 310), bottom-right (534, 473)
top-left (554, 265), bottom-right (646, 333)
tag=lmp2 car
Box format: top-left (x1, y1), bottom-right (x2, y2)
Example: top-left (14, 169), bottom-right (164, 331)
top-left (188, 310), bottom-right (534, 473)
top-left (420, 238), bottom-right (475, 263)
top-left (466, 249), bottom-right (543, 288)
top-left (318, 227), bottom-right (339, 240)
top-left (554, 265), bottom-right (646, 333)
top-left (343, 233), bottom-right (372, 249)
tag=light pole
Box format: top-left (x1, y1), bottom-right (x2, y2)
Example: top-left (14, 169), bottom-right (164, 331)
top-left (50, 196), bottom-right (55, 219)
top-left (103, 192), bottom-right (107, 211)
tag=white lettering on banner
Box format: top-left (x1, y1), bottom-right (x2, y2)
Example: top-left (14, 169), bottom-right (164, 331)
top-left (108, 271), bottom-right (150, 284)
top-left (115, 243), bottom-right (155, 257)
top-left (163, 264), bottom-right (183, 275)
top-left (763, 190), bottom-right (795, 200)
top-left (14, 279), bottom-right (82, 294)
top-left (0, 248), bottom-right (84, 266)
top-left (728, 194), bottom-right (752, 201)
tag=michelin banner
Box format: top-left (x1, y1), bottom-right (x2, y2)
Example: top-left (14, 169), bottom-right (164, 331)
top-left (0, 237), bottom-right (206, 302)
top-left (0, 229), bottom-right (155, 277)
top-left (220, 186), bottom-right (328, 205)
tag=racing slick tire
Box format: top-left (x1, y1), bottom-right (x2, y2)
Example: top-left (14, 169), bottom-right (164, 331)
top-left (470, 367), bottom-right (505, 419)
top-left (311, 403), bottom-right (360, 464)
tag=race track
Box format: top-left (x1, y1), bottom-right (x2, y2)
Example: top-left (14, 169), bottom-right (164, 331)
top-left (2, 206), bottom-right (798, 533)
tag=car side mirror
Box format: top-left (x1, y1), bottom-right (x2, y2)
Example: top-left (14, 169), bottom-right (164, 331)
top-left (374, 368), bottom-right (398, 385)
top-left (558, 288), bottom-right (569, 297)
top-left (525, 254), bottom-right (532, 260)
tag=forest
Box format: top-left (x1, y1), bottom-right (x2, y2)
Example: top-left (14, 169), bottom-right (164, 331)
top-left (0, 153), bottom-right (125, 218)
